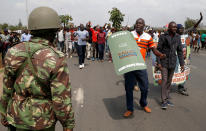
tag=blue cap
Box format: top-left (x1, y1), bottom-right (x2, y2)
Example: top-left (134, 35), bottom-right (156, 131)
top-left (177, 24), bottom-right (184, 29)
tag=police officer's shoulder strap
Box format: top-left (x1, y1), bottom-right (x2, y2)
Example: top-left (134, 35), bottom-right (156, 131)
top-left (15, 42), bottom-right (48, 88)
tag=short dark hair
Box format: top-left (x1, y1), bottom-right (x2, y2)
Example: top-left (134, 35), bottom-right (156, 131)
top-left (31, 29), bottom-right (58, 43)
top-left (169, 21), bottom-right (176, 27)
top-left (136, 18), bottom-right (145, 25)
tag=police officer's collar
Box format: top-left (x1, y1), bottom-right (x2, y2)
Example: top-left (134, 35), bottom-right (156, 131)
top-left (30, 37), bottom-right (49, 46)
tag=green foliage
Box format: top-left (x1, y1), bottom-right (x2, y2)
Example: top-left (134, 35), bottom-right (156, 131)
top-left (198, 30), bottom-right (206, 34)
top-left (108, 7), bottom-right (125, 31)
top-left (1, 23), bottom-right (9, 30)
top-left (59, 15), bottom-right (73, 28)
top-left (0, 22), bottom-right (27, 31)
top-left (9, 25), bottom-right (19, 31)
top-left (184, 17), bottom-right (197, 29)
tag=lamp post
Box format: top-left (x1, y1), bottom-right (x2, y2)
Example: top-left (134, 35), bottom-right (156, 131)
top-left (26, 0), bottom-right (29, 29)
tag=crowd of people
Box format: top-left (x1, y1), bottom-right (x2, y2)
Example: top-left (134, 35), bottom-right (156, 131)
top-left (0, 29), bottom-right (31, 65)
top-left (1, 19), bottom-right (206, 68)
top-left (0, 6), bottom-right (206, 130)
top-left (53, 17), bottom-right (206, 70)
top-left (55, 22), bottom-right (116, 69)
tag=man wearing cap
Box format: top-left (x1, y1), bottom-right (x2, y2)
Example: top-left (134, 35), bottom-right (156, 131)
top-left (176, 12), bottom-right (203, 96)
top-left (0, 7), bottom-right (75, 131)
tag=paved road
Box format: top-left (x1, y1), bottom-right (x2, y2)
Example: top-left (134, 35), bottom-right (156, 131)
top-left (0, 50), bottom-right (206, 131)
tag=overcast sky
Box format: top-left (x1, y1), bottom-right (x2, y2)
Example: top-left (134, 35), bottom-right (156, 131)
top-left (0, 0), bottom-right (206, 27)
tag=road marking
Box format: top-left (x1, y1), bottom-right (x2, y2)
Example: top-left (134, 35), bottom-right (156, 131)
top-left (73, 90), bottom-right (77, 94)
top-left (75, 87), bottom-right (84, 108)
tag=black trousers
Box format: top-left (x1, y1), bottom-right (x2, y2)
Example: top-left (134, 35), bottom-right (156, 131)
top-left (8, 125), bottom-right (55, 131)
top-left (78, 45), bottom-right (86, 65)
top-left (92, 42), bottom-right (99, 58)
top-left (201, 41), bottom-right (206, 49)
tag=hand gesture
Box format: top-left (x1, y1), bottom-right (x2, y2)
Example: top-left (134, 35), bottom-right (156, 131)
top-left (1, 118), bottom-right (9, 127)
top-left (181, 66), bottom-right (185, 73)
top-left (157, 64), bottom-right (163, 71)
top-left (160, 54), bottom-right (166, 59)
top-left (81, 38), bottom-right (86, 41)
top-left (200, 12), bottom-right (203, 18)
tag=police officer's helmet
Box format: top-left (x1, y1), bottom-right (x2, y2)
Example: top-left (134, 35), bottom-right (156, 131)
top-left (28, 7), bottom-right (61, 30)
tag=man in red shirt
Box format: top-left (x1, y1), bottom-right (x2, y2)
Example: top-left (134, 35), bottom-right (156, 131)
top-left (123, 18), bottom-right (165, 117)
top-left (90, 26), bottom-right (99, 61)
top-left (97, 27), bottom-right (106, 62)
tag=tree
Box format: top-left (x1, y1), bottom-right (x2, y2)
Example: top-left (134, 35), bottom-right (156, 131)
top-left (184, 13), bottom-right (203, 29)
top-left (59, 15), bottom-right (73, 28)
top-left (9, 25), bottom-right (18, 31)
top-left (108, 7), bottom-right (125, 31)
top-left (2, 23), bottom-right (8, 30)
top-left (184, 17), bottom-right (197, 29)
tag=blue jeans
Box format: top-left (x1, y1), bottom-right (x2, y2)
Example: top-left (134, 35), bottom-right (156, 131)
top-left (58, 41), bottom-right (64, 52)
top-left (98, 44), bottom-right (105, 60)
top-left (124, 69), bottom-right (149, 111)
top-left (105, 40), bottom-right (109, 53)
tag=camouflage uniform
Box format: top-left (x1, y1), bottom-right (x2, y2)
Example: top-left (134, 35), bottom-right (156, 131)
top-left (0, 37), bottom-right (75, 130)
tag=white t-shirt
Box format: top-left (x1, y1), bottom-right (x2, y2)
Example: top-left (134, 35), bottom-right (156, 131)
top-left (58, 30), bottom-right (64, 42)
top-left (153, 32), bottom-right (159, 42)
top-left (65, 32), bottom-right (72, 42)
top-left (21, 33), bottom-right (31, 42)
top-left (181, 34), bottom-right (188, 45)
top-left (75, 30), bottom-right (89, 45)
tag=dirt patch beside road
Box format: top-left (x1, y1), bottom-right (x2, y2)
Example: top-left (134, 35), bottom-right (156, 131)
top-left (0, 69), bottom-right (4, 97)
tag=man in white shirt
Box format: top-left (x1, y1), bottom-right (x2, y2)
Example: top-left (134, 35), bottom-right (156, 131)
top-left (57, 27), bottom-right (65, 52)
top-left (21, 30), bottom-right (31, 42)
top-left (65, 28), bottom-right (73, 57)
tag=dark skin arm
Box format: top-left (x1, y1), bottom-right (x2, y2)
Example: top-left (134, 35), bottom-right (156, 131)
top-left (193, 12), bottom-right (203, 28)
top-left (185, 12), bottom-right (203, 33)
top-left (152, 47), bottom-right (166, 71)
top-left (151, 47), bottom-right (166, 59)
top-left (82, 36), bottom-right (89, 41)
top-left (1, 116), bottom-right (9, 127)
top-left (82, 31), bottom-right (89, 41)
top-left (135, 31), bottom-right (166, 59)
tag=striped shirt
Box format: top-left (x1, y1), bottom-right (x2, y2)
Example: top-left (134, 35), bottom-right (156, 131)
top-left (131, 31), bottom-right (155, 60)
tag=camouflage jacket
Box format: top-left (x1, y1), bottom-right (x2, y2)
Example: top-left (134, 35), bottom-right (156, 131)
top-left (0, 37), bottom-right (75, 130)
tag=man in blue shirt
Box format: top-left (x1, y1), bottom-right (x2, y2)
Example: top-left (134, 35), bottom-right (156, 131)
top-left (75, 24), bottom-right (89, 69)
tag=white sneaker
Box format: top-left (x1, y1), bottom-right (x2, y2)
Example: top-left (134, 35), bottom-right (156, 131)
top-left (82, 64), bottom-right (85, 68)
top-left (79, 65), bottom-right (83, 69)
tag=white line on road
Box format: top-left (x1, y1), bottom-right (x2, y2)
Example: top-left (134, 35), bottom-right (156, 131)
top-left (75, 87), bottom-right (84, 108)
